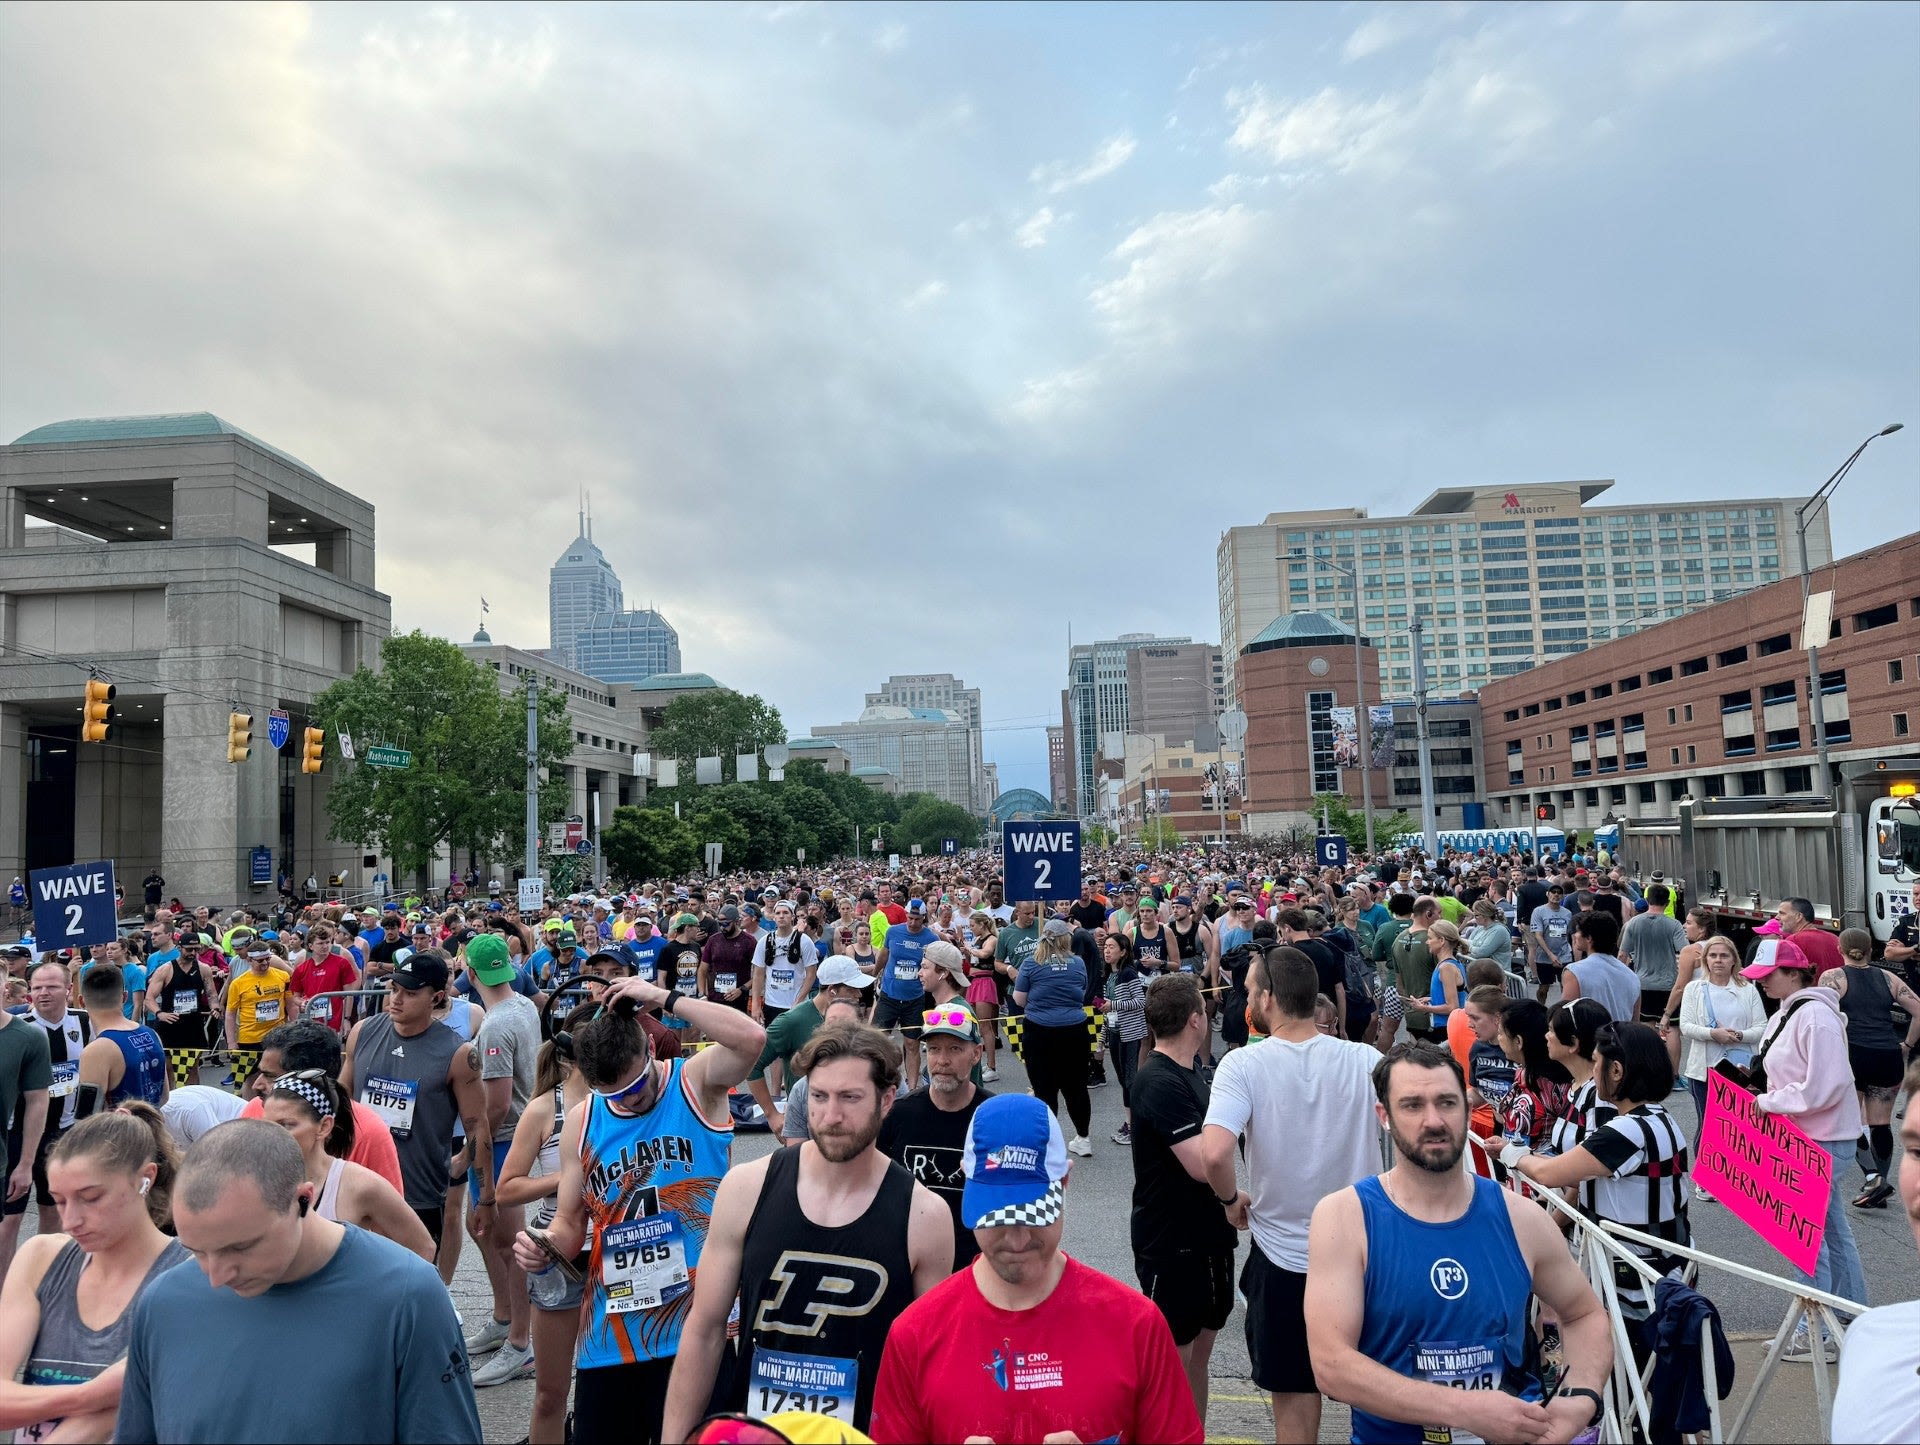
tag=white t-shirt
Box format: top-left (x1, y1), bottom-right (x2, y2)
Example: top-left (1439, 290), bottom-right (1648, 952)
top-left (1833, 1300), bottom-right (1920, 1443)
top-left (755, 930), bottom-right (818, 1011)
top-left (160, 1085), bottom-right (247, 1147)
top-left (1203, 1033), bottom-right (1382, 1270)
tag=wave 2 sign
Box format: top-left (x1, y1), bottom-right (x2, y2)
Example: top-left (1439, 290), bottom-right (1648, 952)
top-left (30, 860), bottom-right (120, 950)
top-left (1002, 821), bottom-right (1081, 904)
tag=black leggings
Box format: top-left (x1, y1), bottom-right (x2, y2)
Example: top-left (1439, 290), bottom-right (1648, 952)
top-left (1111, 1032), bottom-right (1143, 1106)
top-left (1025, 1020), bottom-right (1092, 1137)
top-left (574, 1357), bottom-right (674, 1443)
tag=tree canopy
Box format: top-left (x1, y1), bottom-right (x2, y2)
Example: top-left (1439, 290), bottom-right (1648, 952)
top-left (1310, 793), bottom-right (1419, 851)
top-left (647, 690), bottom-right (785, 783)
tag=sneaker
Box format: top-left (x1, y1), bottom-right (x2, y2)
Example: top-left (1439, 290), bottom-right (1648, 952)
top-left (981, 1067), bottom-right (999, 1083)
top-left (471, 1341), bottom-right (535, 1387)
top-left (1778, 1330), bottom-right (1837, 1364)
top-left (1853, 1178), bottom-right (1894, 1209)
top-left (1067, 1135), bottom-right (1094, 1158)
top-left (1693, 1184), bottom-right (1716, 1203)
top-left (1089, 1075), bottom-right (1110, 1089)
top-left (463, 1316), bottom-right (511, 1356)
top-left (1110, 1124), bottom-right (1132, 1146)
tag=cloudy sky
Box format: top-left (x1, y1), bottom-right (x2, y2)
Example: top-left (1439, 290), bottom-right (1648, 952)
top-left (4, 2), bottom-right (1915, 797)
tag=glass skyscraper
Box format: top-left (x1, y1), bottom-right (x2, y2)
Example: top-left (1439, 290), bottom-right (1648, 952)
top-left (572, 608), bottom-right (682, 685)
top-left (548, 515), bottom-right (623, 670)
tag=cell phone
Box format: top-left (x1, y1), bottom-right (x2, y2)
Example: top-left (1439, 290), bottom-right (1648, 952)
top-left (524, 1226), bottom-right (585, 1284)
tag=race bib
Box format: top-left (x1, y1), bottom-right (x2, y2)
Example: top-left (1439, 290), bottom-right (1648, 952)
top-left (601, 1214), bottom-right (688, 1312)
top-left (714, 972), bottom-right (737, 994)
top-left (48, 1061), bottom-right (78, 1099)
top-left (308, 997), bottom-right (333, 1020)
top-left (677, 965), bottom-right (699, 992)
top-left (633, 956), bottom-right (656, 982)
top-left (892, 962), bottom-right (918, 982)
top-left (1545, 918), bottom-right (1569, 942)
top-left (770, 965), bottom-right (797, 993)
top-left (748, 1347), bottom-right (857, 1422)
top-left (173, 989), bottom-right (200, 1015)
top-left (252, 997), bottom-right (282, 1023)
top-left (365, 1075), bottom-right (419, 1137)
top-left (1415, 1340), bottom-right (1502, 1445)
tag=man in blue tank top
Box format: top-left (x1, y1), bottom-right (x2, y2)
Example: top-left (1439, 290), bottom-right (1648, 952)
top-left (76, 963), bottom-right (168, 1109)
top-left (1305, 1042), bottom-right (1613, 1445)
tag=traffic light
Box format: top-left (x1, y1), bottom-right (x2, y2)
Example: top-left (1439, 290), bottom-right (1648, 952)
top-left (301, 726), bottom-right (326, 775)
top-left (1536, 803), bottom-right (1556, 821)
top-left (81, 679), bottom-right (115, 743)
top-left (227, 712), bottom-right (253, 764)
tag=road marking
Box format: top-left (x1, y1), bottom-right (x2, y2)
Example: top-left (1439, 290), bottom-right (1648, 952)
top-left (1210, 1394), bottom-right (1270, 1404)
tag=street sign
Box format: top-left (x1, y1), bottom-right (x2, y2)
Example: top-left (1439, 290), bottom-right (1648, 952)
top-left (1315, 834), bottom-right (1349, 867)
top-left (1219, 707), bottom-right (1248, 747)
top-left (1002, 821), bottom-right (1081, 903)
top-left (575, 840), bottom-right (594, 856)
top-left (366, 746), bottom-right (411, 770)
top-left (267, 709), bottom-right (290, 751)
top-left (518, 877), bottom-right (545, 912)
top-left (29, 859), bottom-right (119, 949)
top-left (336, 728), bottom-right (356, 761)
top-left (249, 846), bottom-right (273, 886)
top-left (941, 837), bottom-right (958, 855)
top-left (704, 842), bottom-right (724, 876)
top-left (547, 822), bottom-right (567, 851)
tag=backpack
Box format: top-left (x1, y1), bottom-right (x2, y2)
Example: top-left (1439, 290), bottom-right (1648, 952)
top-left (1219, 942), bottom-right (1255, 1046)
top-left (1329, 926), bottom-right (1377, 1016)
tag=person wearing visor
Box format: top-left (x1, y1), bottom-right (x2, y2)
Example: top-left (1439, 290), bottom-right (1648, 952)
top-left (509, 973), bottom-right (764, 1444)
top-left (222, 938), bottom-right (291, 1073)
top-left (868, 1093), bottom-right (1202, 1445)
top-left (879, 1000), bottom-right (993, 1268)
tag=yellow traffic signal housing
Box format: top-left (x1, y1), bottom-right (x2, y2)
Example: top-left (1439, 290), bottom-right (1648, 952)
top-left (227, 712), bottom-right (253, 763)
top-left (301, 726), bottom-right (325, 774)
top-left (81, 679), bottom-right (115, 743)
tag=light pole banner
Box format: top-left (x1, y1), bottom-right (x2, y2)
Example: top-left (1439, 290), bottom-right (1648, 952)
top-left (1369, 705), bottom-right (1396, 772)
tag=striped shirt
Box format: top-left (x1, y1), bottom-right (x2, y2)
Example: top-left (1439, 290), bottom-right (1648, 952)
top-left (1581, 1103), bottom-right (1691, 1319)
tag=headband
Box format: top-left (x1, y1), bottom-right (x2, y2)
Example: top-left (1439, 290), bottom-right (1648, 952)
top-left (272, 1074), bottom-right (335, 1120)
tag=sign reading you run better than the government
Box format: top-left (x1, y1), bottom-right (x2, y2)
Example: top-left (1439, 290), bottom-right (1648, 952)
top-left (1694, 1070), bottom-right (1831, 1274)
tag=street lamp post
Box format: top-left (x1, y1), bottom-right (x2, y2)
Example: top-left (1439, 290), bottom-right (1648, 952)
top-left (1797, 424), bottom-right (1903, 798)
top-left (1287, 551), bottom-right (1376, 855)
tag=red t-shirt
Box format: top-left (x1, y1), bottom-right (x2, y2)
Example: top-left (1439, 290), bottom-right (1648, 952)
top-left (869, 1254), bottom-right (1203, 1445)
top-left (240, 1094), bottom-right (405, 1195)
top-left (880, 904), bottom-right (908, 927)
top-left (1788, 926), bottom-right (1845, 977)
top-left (289, 951), bottom-right (360, 1031)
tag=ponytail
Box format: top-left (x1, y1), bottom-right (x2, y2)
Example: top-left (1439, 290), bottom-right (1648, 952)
top-left (53, 1102), bottom-right (179, 1231)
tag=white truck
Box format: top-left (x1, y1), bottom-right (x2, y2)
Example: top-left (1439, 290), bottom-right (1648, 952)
top-left (1615, 757), bottom-right (1920, 949)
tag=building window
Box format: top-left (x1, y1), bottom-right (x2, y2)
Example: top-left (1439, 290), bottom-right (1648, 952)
top-left (1717, 645), bottom-right (1749, 667)
top-left (1783, 766), bottom-right (1814, 792)
top-left (1756, 633), bottom-right (1791, 657)
top-left (1688, 745), bottom-right (1697, 763)
top-left (1892, 659), bottom-right (1906, 685)
top-left (1896, 713), bottom-right (1911, 738)
top-left (1855, 603), bottom-right (1899, 632)
top-left (1682, 657), bottom-right (1709, 677)
top-left (1670, 748), bottom-right (1681, 765)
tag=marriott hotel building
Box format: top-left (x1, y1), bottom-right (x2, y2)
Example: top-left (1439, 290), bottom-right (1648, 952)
top-left (1217, 481), bottom-right (1833, 703)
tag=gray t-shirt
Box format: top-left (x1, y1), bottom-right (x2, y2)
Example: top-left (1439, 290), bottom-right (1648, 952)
top-left (1568, 952), bottom-right (1643, 1023)
top-left (1621, 912), bottom-right (1688, 992)
top-left (475, 993), bottom-right (541, 1134)
top-left (1529, 904), bottom-right (1574, 964)
top-left (781, 1077), bottom-right (811, 1142)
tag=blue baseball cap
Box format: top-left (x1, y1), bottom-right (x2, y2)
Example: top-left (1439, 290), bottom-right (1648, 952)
top-left (961, 1094), bottom-right (1069, 1229)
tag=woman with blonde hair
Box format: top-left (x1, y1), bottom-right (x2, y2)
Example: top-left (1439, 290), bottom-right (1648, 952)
top-left (1675, 934), bottom-right (1767, 1191)
top-left (963, 910), bottom-right (1003, 1078)
top-left (1408, 919), bottom-right (1466, 1029)
top-left (0, 1105), bottom-right (188, 1443)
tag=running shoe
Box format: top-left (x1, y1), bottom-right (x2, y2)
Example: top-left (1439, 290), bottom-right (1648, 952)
top-left (471, 1341), bottom-right (535, 1387)
top-left (1692, 1184), bottom-right (1716, 1203)
top-left (463, 1316), bottom-right (511, 1356)
top-left (1852, 1177), bottom-right (1894, 1209)
top-left (1110, 1124), bottom-right (1132, 1146)
top-left (1777, 1329), bottom-right (1836, 1364)
top-left (981, 1067), bottom-right (999, 1083)
top-left (1067, 1135), bottom-right (1094, 1158)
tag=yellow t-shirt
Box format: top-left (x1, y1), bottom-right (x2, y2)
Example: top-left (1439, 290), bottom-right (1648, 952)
top-left (227, 967), bottom-right (292, 1045)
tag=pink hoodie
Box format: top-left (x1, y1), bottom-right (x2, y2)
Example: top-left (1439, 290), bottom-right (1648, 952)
top-left (1755, 985), bottom-right (1863, 1142)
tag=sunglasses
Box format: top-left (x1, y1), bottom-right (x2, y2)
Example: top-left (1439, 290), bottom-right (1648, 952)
top-left (924, 1004), bottom-right (975, 1032)
top-left (686, 1416), bottom-right (795, 1445)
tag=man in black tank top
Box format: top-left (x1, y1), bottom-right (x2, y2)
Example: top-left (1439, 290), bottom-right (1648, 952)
top-left (660, 1019), bottom-right (954, 1441)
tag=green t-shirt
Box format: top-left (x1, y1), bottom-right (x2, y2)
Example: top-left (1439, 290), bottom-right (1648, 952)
top-left (1372, 917), bottom-right (1411, 966)
top-left (750, 998), bottom-right (824, 1083)
top-left (994, 924), bottom-right (1039, 977)
top-left (0, 1015), bottom-right (54, 1179)
top-left (1436, 896), bottom-right (1466, 927)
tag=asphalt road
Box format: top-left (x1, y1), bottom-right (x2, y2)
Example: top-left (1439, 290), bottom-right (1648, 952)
top-left (461, 1029), bottom-right (1920, 1444)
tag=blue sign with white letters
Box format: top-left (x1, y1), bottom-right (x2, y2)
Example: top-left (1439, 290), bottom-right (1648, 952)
top-left (941, 837), bottom-right (958, 856)
top-left (1315, 834), bottom-right (1349, 867)
top-left (29, 859), bottom-right (119, 949)
top-left (250, 847), bottom-right (273, 886)
top-left (267, 708), bottom-right (290, 751)
top-left (1002, 821), bottom-right (1081, 903)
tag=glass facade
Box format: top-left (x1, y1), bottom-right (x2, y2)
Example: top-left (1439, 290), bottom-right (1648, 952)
top-left (571, 608), bottom-right (682, 685)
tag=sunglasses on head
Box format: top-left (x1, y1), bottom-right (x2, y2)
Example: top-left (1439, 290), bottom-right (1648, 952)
top-left (924, 1004), bottom-right (972, 1031)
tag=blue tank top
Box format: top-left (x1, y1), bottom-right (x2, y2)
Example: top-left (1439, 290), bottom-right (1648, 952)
top-left (576, 1057), bottom-right (731, 1370)
top-left (1429, 960), bottom-right (1463, 1021)
top-left (105, 1027), bottom-right (168, 1107)
top-left (1353, 1173), bottom-right (1541, 1444)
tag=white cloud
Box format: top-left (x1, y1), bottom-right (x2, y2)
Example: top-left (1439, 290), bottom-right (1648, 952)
top-left (1013, 206), bottom-right (1062, 248)
top-left (1029, 133), bottom-right (1138, 194)
top-left (1088, 204), bottom-right (1261, 343)
top-left (873, 22), bottom-right (907, 54)
top-left (1226, 84), bottom-right (1400, 175)
top-left (903, 278), bottom-right (947, 309)
top-left (1343, 11), bottom-right (1417, 62)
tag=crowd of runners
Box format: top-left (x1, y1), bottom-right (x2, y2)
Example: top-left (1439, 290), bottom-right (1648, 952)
top-left (0, 840), bottom-right (1915, 1443)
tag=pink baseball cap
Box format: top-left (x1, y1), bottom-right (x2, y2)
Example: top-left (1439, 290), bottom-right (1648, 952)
top-left (1742, 936), bottom-right (1809, 980)
top-left (1753, 918), bottom-right (1783, 936)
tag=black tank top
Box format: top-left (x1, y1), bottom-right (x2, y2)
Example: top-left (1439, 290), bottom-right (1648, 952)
top-left (1170, 919), bottom-right (1203, 971)
top-left (1132, 923), bottom-right (1171, 968)
top-left (736, 1145), bottom-right (916, 1432)
top-left (1839, 964), bottom-right (1900, 1050)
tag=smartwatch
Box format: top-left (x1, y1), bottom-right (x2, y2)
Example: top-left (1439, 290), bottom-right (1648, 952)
top-left (1556, 1386), bottom-right (1603, 1428)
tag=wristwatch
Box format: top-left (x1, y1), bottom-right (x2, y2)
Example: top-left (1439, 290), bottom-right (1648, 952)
top-left (1556, 1386), bottom-right (1603, 1427)
top-left (1215, 1190), bottom-right (1239, 1207)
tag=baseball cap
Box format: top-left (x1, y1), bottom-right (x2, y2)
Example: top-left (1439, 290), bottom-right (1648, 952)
top-left (465, 933), bottom-right (517, 987)
top-left (541, 917), bottom-right (565, 933)
top-left (921, 1000), bottom-right (981, 1044)
top-left (961, 1094), bottom-right (1069, 1229)
top-left (390, 953), bottom-right (451, 991)
top-left (670, 911), bottom-right (701, 932)
top-left (1754, 918), bottom-right (1783, 936)
top-left (1743, 936), bottom-right (1810, 980)
top-left (554, 927), bottom-right (579, 947)
top-left (1173, 894), bottom-right (1194, 907)
top-left (719, 904), bottom-right (742, 923)
top-left (1040, 918), bottom-right (1072, 940)
top-left (906, 898), bottom-right (927, 915)
top-left (816, 956), bottom-right (877, 990)
top-left (923, 940), bottom-right (968, 985)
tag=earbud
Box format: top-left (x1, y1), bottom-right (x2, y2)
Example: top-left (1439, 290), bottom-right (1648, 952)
top-left (137, 1177), bottom-right (152, 1196)
top-left (297, 1196), bottom-right (310, 1217)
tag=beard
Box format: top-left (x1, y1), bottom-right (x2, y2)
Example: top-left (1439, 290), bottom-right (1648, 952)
top-left (812, 1107), bottom-right (884, 1163)
top-left (928, 1069), bottom-right (967, 1097)
top-left (1389, 1117), bottom-right (1466, 1174)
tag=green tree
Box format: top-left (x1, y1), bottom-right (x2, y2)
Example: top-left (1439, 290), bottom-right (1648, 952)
top-left (688, 806), bottom-right (749, 874)
top-left (1138, 817), bottom-right (1184, 850)
top-left (1084, 821), bottom-right (1116, 848)
top-left (311, 632), bottom-right (572, 879)
top-left (603, 807), bottom-right (699, 882)
top-left (893, 795), bottom-right (982, 854)
top-left (777, 783), bottom-right (853, 861)
top-left (648, 691), bottom-right (786, 782)
top-left (1310, 793), bottom-right (1418, 853)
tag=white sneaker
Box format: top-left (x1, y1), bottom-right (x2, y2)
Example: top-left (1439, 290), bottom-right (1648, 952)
top-left (981, 1067), bottom-right (999, 1083)
top-left (463, 1316), bottom-right (510, 1356)
top-left (1692, 1184), bottom-right (1715, 1203)
top-left (1067, 1135), bottom-right (1093, 1158)
top-left (1778, 1330), bottom-right (1837, 1364)
top-left (470, 1340), bottom-right (535, 1387)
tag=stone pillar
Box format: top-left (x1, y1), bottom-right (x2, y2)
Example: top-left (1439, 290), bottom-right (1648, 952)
top-left (0, 704), bottom-right (25, 884)
top-left (1763, 767), bottom-right (1787, 797)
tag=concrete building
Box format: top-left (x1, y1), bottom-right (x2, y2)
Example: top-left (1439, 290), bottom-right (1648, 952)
top-left (864, 674), bottom-right (986, 809)
top-left (812, 704), bottom-right (978, 811)
top-left (1066, 632), bottom-right (1193, 818)
top-left (547, 512), bottom-right (622, 670)
top-left (1108, 740), bottom-right (1238, 845)
top-left (1218, 481), bottom-right (1833, 704)
top-left (786, 737), bottom-right (852, 774)
top-left (1, 413), bottom-right (390, 904)
top-left (1478, 530), bottom-right (1920, 836)
top-left (1126, 641), bottom-right (1226, 751)
top-left (1046, 723), bottom-right (1069, 810)
top-left (1234, 613), bottom-right (1486, 837)
top-left (571, 607), bottom-right (681, 686)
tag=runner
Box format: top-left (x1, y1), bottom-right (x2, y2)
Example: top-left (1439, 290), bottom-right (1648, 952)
top-left (507, 973), bottom-right (764, 1444)
top-left (663, 1021), bottom-right (953, 1440)
top-left (261, 1071), bottom-right (435, 1261)
top-left (1013, 919), bottom-right (1096, 1158)
top-left (286, 921), bottom-right (360, 1033)
top-left (874, 899), bottom-right (937, 1086)
top-left (867, 1093), bottom-right (1204, 1445)
top-left (1526, 882), bottom-right (1574, 1006)
top-left (1561, 910), bottom-right (1641, 1023)
top-left (745, 956), bottom-right (877, 1131)
top-left (221, 939), bottom-right (291, 1068)
top-left (0, 1107), bottom-right (187, 1445)
top-left (1202, 945), bottom-right (1380, 1445)
top-left (961, 911), bottom-right (1002, 1079)
top-left (339, 951), bottom-right (490, 1252)
top-left (751, 900), bottom-right (819, 1031)
top-left (118, 1119), bottom-right (481, 1444)
top-left (1102, 931), bottom-right (1149, 1144)
top-left (76, 965), bottom-right (168, 1109)
top-left (0, 994), bottom-right (52, 1279)
top-left (1306, 1042), bottom-right (1613, 1445)
top-left (877, 1001), bottom-right (993, 1268)
top-left (236, 1019), bottom-right (405, 1195)
top-left (141, 934), bottom-right (219, 1082)
top-left (1129, 973), bottom-right (1237, 1419)
top-left (700, 904), bottom-right (757, 1015)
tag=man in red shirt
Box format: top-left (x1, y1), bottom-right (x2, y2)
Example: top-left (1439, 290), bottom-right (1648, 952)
top-left (1777, 896), bottom-right (1845, 976)
top-left (868, 1094), bottom-right (1202, 1445)
top-left (288, 921), bottom-right (361, 1032)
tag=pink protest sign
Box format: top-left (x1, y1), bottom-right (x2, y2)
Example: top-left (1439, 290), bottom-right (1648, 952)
top-left (1695, 1071), bottom-right (1831, 1274)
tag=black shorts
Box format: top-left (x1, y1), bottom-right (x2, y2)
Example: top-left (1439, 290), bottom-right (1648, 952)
top-left (574, 1357), bottom-right (674, 1444)
top-left (1241, 1239), bottom-right (1317, 1395)
top-left (870, 992), bottom-right (925, 1036)
top-left (1138, 1251), bottom-right (1234, 1347)
top-left (1640, 989), bottom-right (1670, 1022)
top-left (1850, 1043), bottom-right (1905, 1091)
top-left (1535, 956), bottom-right (1564, 984)
top-left (3, 1119), bottom-right (64, 1215)
top-left (412, 1205), bottom-right (445, 1247)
